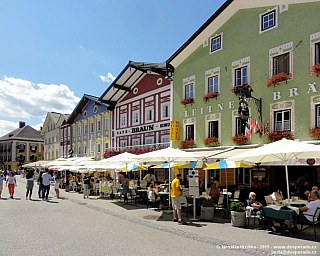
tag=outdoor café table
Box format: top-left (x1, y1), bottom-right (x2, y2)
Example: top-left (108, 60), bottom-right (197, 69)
top-left (158, 192), bottom-right (169, 206)
top-left (137, 190), bottom-right (148, 203)
top-left (260, 206), bottom-right (298, 224)
top-left (283, 199), bottom-right (307, 208)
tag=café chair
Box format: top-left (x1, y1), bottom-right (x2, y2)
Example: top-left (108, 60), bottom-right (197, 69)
top-left (297, 207), bottom-right (320, 240)
top-left (246, 200), bottom-right (260, 227)
top-left (111, 186), bottom-right (121, 200)
top-left (215, 196), bottom-right (226, 217)
top-left (229, 190), bottom-right (240, 202)
top-left (95, 183), bottom-right (100, 195)
top-left (128, 189), bottom-right (140, 204)
top-left (264, 195), bottom-right (273, 205)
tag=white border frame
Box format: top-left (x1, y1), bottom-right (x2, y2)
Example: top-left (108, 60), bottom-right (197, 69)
top-left (259, 6), bottom-right (278, 34)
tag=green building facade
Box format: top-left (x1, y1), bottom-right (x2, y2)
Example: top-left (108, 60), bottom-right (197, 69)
top-left (168, 0), bottom-right (320, 149)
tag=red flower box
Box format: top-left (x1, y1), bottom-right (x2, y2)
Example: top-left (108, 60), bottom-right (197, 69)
top-left (231, 83), bottom-right (253, 98)
top-left (231, 134), bottom-right (248, 145)
top-left (180, 98), bottom-right (195, 106)
top-left (309, 63), bottom-right (320, 77)
top-left (267, 130), bottom-right (294, 142)
top-left (203, 92), bottom-right (220, 102)
top-left (204, 136), bottom-right (219, 146)
top-left (308, 127), bottom-right (320, 139)
top-left (267, 73), bottom-right (292, 87)
top-left (180, 139), bottom-right (195, 149)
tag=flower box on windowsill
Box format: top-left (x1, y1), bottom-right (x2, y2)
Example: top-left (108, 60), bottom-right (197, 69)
top-left (231, 134), bottom-right (249, 145)
top-left (308, 127), bottom-right (320, 139)
top-left (203, 92), bottom-right (220, 102)
top-left (231, 83), bottom-right (253, 98)
top-left (267, 130), bottom-right (294, 142)
top-left (267, 73), bottom-right (292, 87)
top-left (180, 98), bottom-right (195, 106)
top-left (180, 139), bottom-right (195, 149)
top-left (309, 63), bottom-right (320, 77)
top-left (204, 136), bottom-right (219, 146)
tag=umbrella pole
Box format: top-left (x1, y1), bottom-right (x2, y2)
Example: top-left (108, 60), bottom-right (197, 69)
top-left (168, 162), bottom-right (171, 208)
top-left (226, 169), bottom-right (229, 215)
top-left (285, 161), bottom-right (291, 205)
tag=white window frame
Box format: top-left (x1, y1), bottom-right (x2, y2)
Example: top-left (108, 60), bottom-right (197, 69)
top-left (84, 144), bottom-right (87, 154)
top-left (209, 33), bottom-right (223, 54)
top-left (97, 143), bottom-right (101, 154)
top-left (161, 135), bottom-right (170, 144)
top-left (120, 113), bottom-right (127, 128)
top-left (132, 110), bottom-right (140, 125)
top-left (185, 83), bottom-right (194, 99)
top-left (310, 31), bottom-right (320, 67)
top-left (274, 110), bottom-right (291, 131)
top-left (232, 57), bottom-right (250, 87)
top-left (259, 7), bottom-right (278, 34)
top-left (104, 118), bottom-right (109, 132)
top-left (73, 127), bottom-right (75, 137)
top-left (269, 42), bottom-right (293, 78)
top-left (270, 101), bottom-right (294, 133)
top-left (104, 142), bottom-right (108, 151)
top-left (120, 140), bottom-right (127, 149)
top-left (132, 139), bottom-right (140, 147)
top-left (97, 119), bottom-right (101, 132)
top-left (145, 107), bottom-right (154, 123)
top-left (182, 75), bottom-right (195, 100)
top-left (78, 145), bottom-right (81, 156)
top-left (161, 102), bottom-right (170, 120)
top-left (145, 137), bottom-right (154, 146)
top-left (235, 66), bottom-right (248, 86)
top-left (235, 117), bottom-right (247, 135)
top-left (84, 123), bottom-right (87, 135)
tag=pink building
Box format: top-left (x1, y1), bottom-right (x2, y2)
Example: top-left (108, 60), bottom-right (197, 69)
top-left (100, 61), bottom-right (173, 153)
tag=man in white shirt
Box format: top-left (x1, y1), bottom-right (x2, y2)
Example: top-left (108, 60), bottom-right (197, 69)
top-left (298, 190), bottom-right (320, 222)
top-left (42, 170), bottom-right (52, 201)
top-left (143, 173), bottom-right (156, 187)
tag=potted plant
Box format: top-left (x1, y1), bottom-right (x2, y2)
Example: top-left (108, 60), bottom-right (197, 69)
top-left (180, 98), bottom-right (195, 106)
top-left (180, 139), bottom-right (195, 149)
top-left (308, 127), bottom-right (320, 139)
top-left (231, 134), bottom-right (248, 145)
top-left (231, 83), bottom-right (253, 98)
top-left (267, 130), bottom-right (294, 142)
top-left (200, 199), bottom-right (215, 221)
top-left (203, 92), bottom-right (220, 102)
top-left (204, 136), bottom-right (219, 146)
top-left (267, 72), bottom-right (292, 87)
top-left (230, 202), bottom-right (246, 227)
top-left (309, 63), bottom-right (320, 77)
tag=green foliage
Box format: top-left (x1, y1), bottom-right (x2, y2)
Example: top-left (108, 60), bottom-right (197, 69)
top-left (230, 202), bottom-right (246, 212)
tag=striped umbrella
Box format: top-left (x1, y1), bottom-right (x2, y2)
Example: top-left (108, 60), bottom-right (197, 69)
top-left (204, 160), bottom-right (253, 170)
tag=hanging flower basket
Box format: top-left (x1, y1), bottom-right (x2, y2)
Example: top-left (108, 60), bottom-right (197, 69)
top-left (203, 92), bottom-right (220, 102)
top-left (267, 130), bottom-right (294, 142)
top-left (204, 136), bottom-right (219, 146)
top-left (309, 63), bottom-right (320, 77)
top-left (180, 98), bottom-right (195, 106)
top-left (308, 127), bottom-right (320, 139)
top-left (180, 139), bottom-right (195, 149)
top-left (231, 83), bottom-right (253, 98)
top-left (231, 134), bottom-right (248, 145)
top-left (267, 73), bottom-right (292, 87)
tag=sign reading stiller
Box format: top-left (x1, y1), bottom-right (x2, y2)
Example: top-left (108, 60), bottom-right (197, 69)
top-left (170, 120), bottom-right (180, 141)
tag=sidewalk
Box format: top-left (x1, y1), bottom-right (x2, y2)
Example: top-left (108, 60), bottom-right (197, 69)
top-left (12, 176), bottom-right (320, 255)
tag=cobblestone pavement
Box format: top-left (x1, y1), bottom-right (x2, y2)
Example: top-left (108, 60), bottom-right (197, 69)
top-left (0, 176), bottom-right (319, 256)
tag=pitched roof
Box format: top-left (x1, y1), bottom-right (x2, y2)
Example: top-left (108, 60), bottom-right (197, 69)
top-left (67, 94), bottom-right (109, 124)
top-left (0, 125), bottom-right (44, 142)
top-left (99, 61), bottom-right (173, 108)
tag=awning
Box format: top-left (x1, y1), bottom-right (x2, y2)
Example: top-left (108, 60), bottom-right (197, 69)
top-left (206, 148), bottom-right (254, 162)
top-left (182, 149), bottom-right (231, 159)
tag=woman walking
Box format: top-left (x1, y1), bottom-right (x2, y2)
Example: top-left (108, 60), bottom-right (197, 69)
top-left (25, 169), bottom-right (34, 200)
top-left (6, 171), bottom-right (17, 199)
top-left (53, 172), bottom-right (61, 199)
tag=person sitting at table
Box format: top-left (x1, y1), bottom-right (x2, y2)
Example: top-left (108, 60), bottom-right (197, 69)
top-left (148, 184), bottom-right (160, 207)
top-left (209, 183), bottom-right (220, 204)
top-left (212, 177), bottom-right (219, 188)
top-left (300, 181), bottom-right (311, 200)
top-left (296, 190), bottom-right (320, 224)
top-left (305, 186), bottom-right (319, 202)
top-left (289, 180), bottom-right (300, 197)
top-left (271, 187), bottom-right (284, 203)
top-left (248, 192), bottom-right (263, 215)
top-left (251, 178), bottom-right (261, 189)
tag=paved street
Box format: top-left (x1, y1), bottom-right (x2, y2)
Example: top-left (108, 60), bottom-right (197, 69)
top-left (1, 176), bottom-right (319, 256)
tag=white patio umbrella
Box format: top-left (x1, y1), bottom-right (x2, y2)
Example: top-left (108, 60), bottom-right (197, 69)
top-left (228, 138), bottom-right (320, 203)
top-left (44, 158), bottom-right (75, 167)
top-left (132, 147), bottom-right (200, 205)
top-left (96, 152), bottom-right (138, 174)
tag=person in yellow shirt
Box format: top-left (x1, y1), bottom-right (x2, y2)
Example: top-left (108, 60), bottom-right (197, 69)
top-left (171, 173), bottom-right (186, 225)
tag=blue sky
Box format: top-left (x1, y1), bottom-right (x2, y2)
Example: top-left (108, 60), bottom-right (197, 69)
top-left (0, 0), bottom-right (225, 136)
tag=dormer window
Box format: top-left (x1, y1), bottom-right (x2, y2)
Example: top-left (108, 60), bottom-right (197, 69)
top-left (259, 7), bottom-right (278, 34)
top-left (210, 33), bottom-right (223, 54)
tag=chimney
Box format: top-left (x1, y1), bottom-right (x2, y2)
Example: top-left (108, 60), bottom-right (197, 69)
top-left (19, 122), bottom-right (25, 128)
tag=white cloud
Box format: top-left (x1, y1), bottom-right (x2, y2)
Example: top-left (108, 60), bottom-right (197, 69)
top-left (99, 72), bottom-right (116, 83)
top-left (0, 120), bottom-right (20, 137)
top-left (0, 76), bottom-right (80, 136)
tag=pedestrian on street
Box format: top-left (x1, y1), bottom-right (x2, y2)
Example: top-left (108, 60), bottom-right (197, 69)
top-left (171, 173), bottom-right (186, 225)
top-left (53, 172), bottom-right (61, 199)
top-left (6, 171), bottom-right (17, 199)
top-left (37, 171), bottom-right (44, 198)
top-left (25, 169), bottom-right (34, 200)
top-left (122, 174), bottom-right (129, 205)
top-left (42, 169), bottom-right (52, 201)
top-left (0, 170), bottom-right (4, 199)
top-left (83, 173), bottom-right (91, 199)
